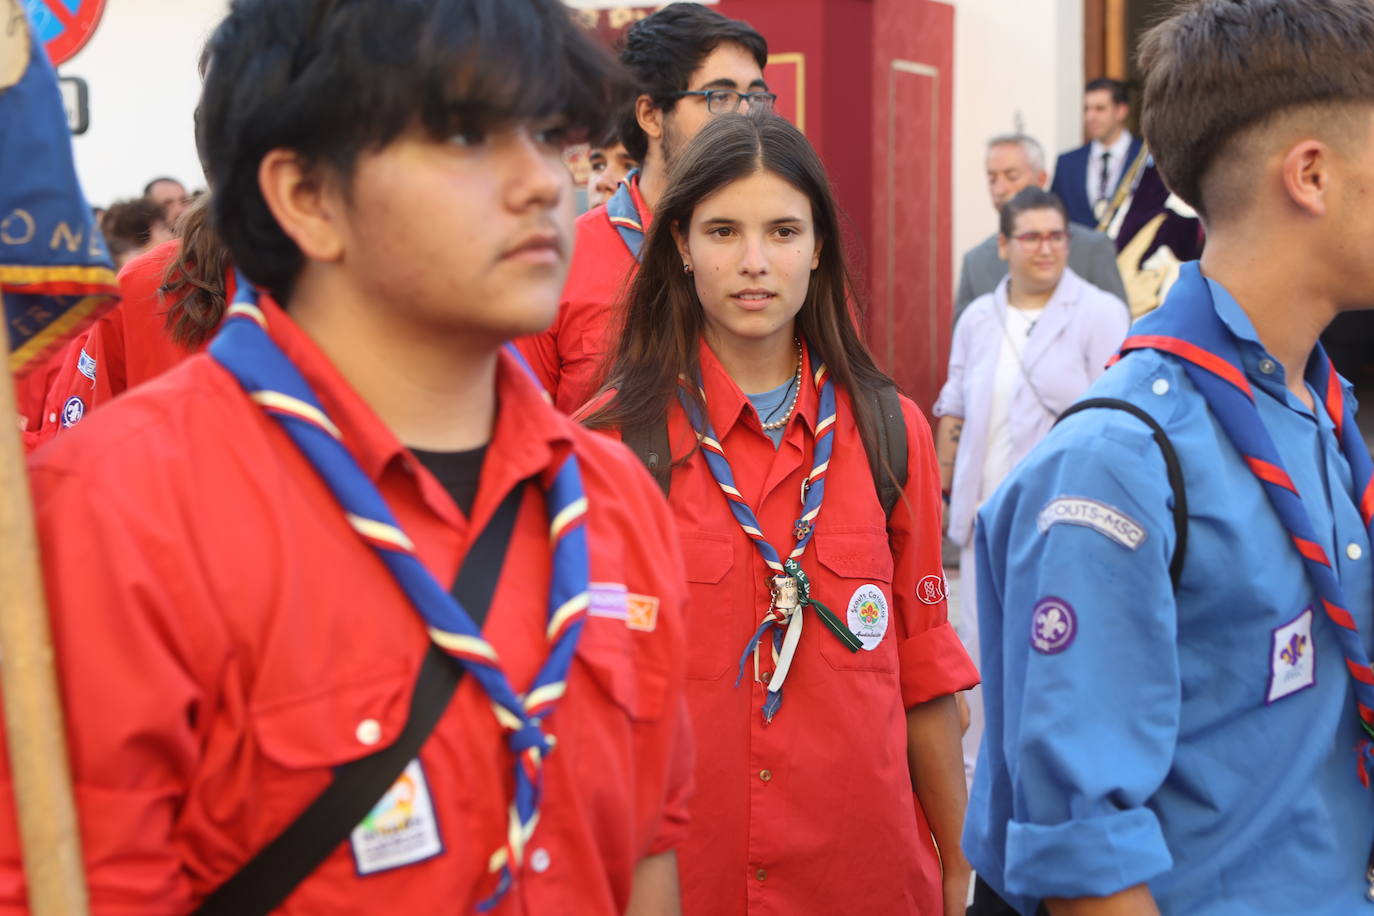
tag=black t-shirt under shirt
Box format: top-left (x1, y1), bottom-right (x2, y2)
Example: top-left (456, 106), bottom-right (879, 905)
top-left (410, 443), bottom-right (491, 624)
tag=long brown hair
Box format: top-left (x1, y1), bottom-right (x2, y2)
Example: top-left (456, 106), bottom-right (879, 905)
top-left (160, 191), bottom-right (231, 347)
top-left (584, 112), bottom-right (898, 485)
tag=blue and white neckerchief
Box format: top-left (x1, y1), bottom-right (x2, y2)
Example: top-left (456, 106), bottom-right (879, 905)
top-left (681, 351), bottom-right (861, 721)
top-left (605, 168), bottom-right (644, 260)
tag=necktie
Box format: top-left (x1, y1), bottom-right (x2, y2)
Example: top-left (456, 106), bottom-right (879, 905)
top-left (1097, 149), bottom-right (1113, 205)
top-left (211, 276), bottom-right (591, 910)
top-left (681, 351), bottom-right (862, 722)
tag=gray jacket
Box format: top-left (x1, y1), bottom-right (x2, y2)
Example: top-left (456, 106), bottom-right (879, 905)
top-left (953, 223), bottom-right (1126, 320)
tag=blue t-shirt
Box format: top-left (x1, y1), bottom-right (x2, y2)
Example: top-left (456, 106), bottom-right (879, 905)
top-left (746, 376), bottom-right (798, 448)
top-left (964, 265), bottom-right (1374, 914)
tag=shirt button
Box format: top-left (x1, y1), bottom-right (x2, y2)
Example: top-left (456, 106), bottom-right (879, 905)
top-left (1258, 358), bottom-right (1277, 375)
top-left (1349, 543), bottom-right (1364, 561)
top-left (759, 769), bottom-right (773, 782)
top-left (1151, 378), bottom-right (1170, 396)
top-left (355, 718), bottom-right (382, 746)
top-left (530, 848), bottom-right (551, 874)
top-left (47, 412), bottom-right (57, 424)
top-left (755, 868), bottom-right (767, 882)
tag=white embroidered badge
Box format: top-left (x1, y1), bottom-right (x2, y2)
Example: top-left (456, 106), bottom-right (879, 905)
top-left (350, 759), bottom-right (444, 876)
top-left (846, 584), bottom-right (889, 651)
top-left (1267, 607), bottom-right (1316, 704)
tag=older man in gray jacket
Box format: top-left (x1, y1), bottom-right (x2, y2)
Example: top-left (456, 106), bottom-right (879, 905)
top-left (955, 134), bottom-right (1125, 321)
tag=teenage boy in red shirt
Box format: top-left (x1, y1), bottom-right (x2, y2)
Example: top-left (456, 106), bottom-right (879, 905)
top-left (517, 2), bottom-right (773, 412)
top-left (3, 1), bottom-right (692, 913)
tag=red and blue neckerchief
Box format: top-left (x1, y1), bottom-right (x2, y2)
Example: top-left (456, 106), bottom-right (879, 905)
top-left (680, 350), bottom-right (861, 722)
top-left (210, 276), bottom-right (590, 911)
top-left (604, 168), bottom-right (644, 260)
top-left (1116, 263), bottom-right (1374, 761)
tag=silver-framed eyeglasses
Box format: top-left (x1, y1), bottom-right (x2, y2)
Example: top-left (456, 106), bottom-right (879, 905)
top-left (673, 89), bottom-right (778, 114)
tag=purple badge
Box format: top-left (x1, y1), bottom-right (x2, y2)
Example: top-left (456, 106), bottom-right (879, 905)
top-left (1030, 597), bottom-right (1077, 655)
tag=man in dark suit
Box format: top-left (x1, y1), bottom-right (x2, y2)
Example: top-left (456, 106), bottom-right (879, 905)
top-left (1050, 78), bottom-right (1144, 227)
top-left (955, 133), bottom-right (1125, 321)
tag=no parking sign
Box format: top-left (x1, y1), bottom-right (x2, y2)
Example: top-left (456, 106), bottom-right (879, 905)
top-left (23, 0), bottom-right (106, 66)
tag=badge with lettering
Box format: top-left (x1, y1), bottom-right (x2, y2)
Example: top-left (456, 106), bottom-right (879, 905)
top-left (1267, 607), bottom-right (1315, 704)
top-left (77, 347), bottom-right (97, 381)
top-left (1030, 597), bottom-right (1077, 655)
top-left (1037, 496), bottom-right (1146, 550)
top-left (350, 759), bottom-right (443, 876)
top-left (846, 584), bottom-right (889, 651)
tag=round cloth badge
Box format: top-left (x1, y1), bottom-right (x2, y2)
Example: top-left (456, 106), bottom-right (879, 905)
top-left (846, 584), bottom-right (889, 651)
top-left (1030, 597), bottom-right (1077, 655)
top-left (916, 574), bottom-right (947, 605)
top-left (60, 396), bottom-right (85, 428)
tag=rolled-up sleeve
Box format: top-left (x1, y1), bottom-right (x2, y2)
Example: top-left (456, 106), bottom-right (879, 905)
top-left (979, 414), bottom-right (1180, 900)
top-left (889, 398), bottom-right (979, 708)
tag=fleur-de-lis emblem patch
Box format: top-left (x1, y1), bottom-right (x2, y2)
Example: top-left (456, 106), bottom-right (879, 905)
top-left (1030, 597), bottom-right (1077, 655)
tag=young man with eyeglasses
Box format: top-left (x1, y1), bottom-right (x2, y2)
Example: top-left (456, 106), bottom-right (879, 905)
top-left (517, 1), bottom-right (772, 413)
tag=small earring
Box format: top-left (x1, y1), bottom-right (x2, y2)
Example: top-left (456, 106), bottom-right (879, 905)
top-left (683, 262), bottom-right (693, 275)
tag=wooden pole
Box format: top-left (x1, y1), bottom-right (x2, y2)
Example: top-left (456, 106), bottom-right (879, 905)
top-left (0, 315), bottom-right (89, 915)
top-left (1105, 0), bottom-right (1129, 80)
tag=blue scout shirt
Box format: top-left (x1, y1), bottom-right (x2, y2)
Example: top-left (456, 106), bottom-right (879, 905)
top-left (963, 268), bottom-right (1374, 915)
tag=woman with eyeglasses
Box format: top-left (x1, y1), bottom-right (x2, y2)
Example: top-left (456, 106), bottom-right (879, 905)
top-left (581, 112), bottom-right (978, 916)
top-left (933, 185), bottom-right (1129, 788)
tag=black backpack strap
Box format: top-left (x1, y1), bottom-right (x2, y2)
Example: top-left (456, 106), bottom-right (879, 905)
top-left (1055, 397), bottom-right (1188, 587)
top-left (622, 419), bottom-right (672, 497)
top-left (193, 481), bottom-right (528, 916)
top-left (871, 385), bottom-right (907, 520)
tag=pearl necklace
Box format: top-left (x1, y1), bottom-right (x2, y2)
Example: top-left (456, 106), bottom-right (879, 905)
top-left (760, 341), bottom-right (804, 431)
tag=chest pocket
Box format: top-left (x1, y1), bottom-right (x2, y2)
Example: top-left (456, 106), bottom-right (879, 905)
top-left (576, 617), bottom-right (667, 722)
top-left (680, 529), bottom-right (737, 680)
top-left (812, 525), bottom-right (897, 673)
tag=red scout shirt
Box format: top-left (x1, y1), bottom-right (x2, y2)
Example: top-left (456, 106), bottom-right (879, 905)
top-left (598, 343), bottom-right (979, 915)
top-left (516, 176), bottom-right (649, 413)
top-left (3, 298), bottom-right (692, 914)
top-left (18, 241), bottom-right (216, 451)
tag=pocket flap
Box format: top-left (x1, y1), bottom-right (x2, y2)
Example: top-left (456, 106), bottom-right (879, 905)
top-left (815, 525), bottom-right (893, 581)
top-left (681, 530), bottom-right (733, 584)
top-left (578, 622), bottom-right (666, 722)
top-left (254, 667), bottom-right (414, 769)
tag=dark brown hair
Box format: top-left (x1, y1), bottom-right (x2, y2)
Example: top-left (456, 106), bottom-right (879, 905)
top-left (583, 112), bottom-right (899, 489)
top-left (1139, 0), bottom-right (1374, 221)
top-left (160, 192), bottom-right (231, 347)
top-left (998, 186), bottom-right (1068, 238)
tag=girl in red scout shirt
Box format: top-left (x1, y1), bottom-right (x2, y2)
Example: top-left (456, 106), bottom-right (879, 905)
top-left (582, 112), bottom-right (978, 916)
top-left (11, 1), bottom-right (694, 913)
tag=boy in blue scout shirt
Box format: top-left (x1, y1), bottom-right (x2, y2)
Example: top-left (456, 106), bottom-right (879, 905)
top-left (964, 2), bottom-right (1374, 914)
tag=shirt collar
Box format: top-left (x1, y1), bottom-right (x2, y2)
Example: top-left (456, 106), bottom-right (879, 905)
top-left (1202, 275), bottom-right (1316, 401)
top-left (1091, 130), bottom-right (1133, 162)
top-left (258, 295), bottom-right (573, 486)
top-left (697, 336), bottom-right (818, 439)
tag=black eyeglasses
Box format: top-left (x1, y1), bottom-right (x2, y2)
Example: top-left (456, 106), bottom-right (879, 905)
top-left (673, 89), bottom-right (778, 115)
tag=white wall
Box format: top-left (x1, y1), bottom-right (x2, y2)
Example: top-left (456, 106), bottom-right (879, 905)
top-left (59, 0), bottom-right (229, 209)
top-left (950, 0), bottom-right (1084, 275)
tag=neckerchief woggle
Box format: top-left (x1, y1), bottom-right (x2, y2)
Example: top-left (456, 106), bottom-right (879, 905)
top-left (680, 350), bottom-right (862, 722)
top-left (210, 274), bottom-right (591, 911)
top-left (1116, 261), bottom-right (1374, 754)
top-left (605, 168), bottom-right (644, 260)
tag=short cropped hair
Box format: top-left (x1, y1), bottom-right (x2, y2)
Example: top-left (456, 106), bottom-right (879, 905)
top-left (998, 186), bottom-right (1068, 238)
top-left (143, 177), bottom-right (183, 197)
top-left (197, 0), bottom-right (623, 302)
top-left (1139, 0), bottom-right (1374, 221)
top-left (986, 133), bottom-right (1045, 175)
top-left (1085, 77), bottom-right (1128, 106)
top-left (615, 2), bottom-right (767, 162)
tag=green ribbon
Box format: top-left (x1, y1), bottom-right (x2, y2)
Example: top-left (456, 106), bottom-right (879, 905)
top-left (784, 558), bottom-right (862, 653)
